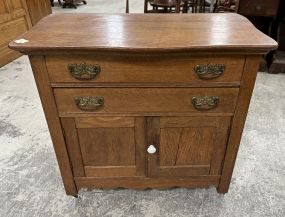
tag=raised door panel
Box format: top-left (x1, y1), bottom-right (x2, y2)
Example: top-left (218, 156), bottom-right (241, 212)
top-left (61, 117), bottom-right (146, 178)
top-left (78, 127), bottom-right (136, 166)
top-left (25, 0), bottom-right (52, 25)
top-left (0, 0), bottom-right (31, 67)
top-left (7, 0), bottom-right (30, 20)
top-left (0, 17), bottom-right (28, 47)
top-left (9, 0), bottom-right (23, 10)
top-left (147, 116), bottom-right (231, 177)
top-left (0, 1), bottom-right (9, 17)
top-left (160, 127), bottom-right (215, 166)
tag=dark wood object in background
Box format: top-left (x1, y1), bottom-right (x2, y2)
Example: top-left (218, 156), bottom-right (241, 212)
top-left (9, 14), bottom-right (277, 196)
top-left (144, 0), bottom-right (181, 13)
top-left (62, 0), bottom-right (87, 9)
top-left (269, 0), bottom-right (285, 73)
top-left (126, 0), bottom-right (129, 13)
top-left (238, 0), bottom-right (285, 73)
top-left (50, 0), bottom-right (62, 7)
top-left (183, 0), bottom-right (206, 13)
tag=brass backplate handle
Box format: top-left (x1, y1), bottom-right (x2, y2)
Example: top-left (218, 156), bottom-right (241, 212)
top-left (192, 96), bottom-right (219, 110)
top-left (68, 63), bottom-right (101, 80)
top-left (194, 64), bottom-right (225, 80)
top-left (74, 96), bottom-right (104, 111)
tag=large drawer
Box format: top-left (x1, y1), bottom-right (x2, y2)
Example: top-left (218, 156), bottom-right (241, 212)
top-left (46, 55), bottom-right (245, 86)
top-left (54, 88), bottom-right (239, 116)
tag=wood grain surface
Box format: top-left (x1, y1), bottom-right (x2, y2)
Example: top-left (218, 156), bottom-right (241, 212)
top-left (46, 55), bottom-right (245, 85)
top-left (9, 13), bottom-right (277, 53)
top-left (54, 88), bottom-right (239, 116)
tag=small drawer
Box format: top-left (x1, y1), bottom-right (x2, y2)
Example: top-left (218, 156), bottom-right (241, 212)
top-left (54, 88), bottom-right (239, 116)
top-left (46, 55), bottom-right (245, 86)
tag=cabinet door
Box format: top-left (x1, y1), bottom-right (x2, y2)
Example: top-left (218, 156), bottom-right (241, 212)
top-left (147, 116), bottom-right (231, 177)
top-left (61, 117), bottom-right (146, 178)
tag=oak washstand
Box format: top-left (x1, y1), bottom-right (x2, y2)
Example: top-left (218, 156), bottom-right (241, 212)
top-left (9, 14), bottom-right (277, 196)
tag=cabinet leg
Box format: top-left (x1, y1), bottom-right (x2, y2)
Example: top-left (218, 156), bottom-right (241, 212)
top-left (216, 185), bottom-right (229, 194)
top-left (65, 186), bottom-right (78, 197)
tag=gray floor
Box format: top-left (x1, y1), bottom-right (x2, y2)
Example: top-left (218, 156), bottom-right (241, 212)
top-left (0, 1), bottom-right (285, 216)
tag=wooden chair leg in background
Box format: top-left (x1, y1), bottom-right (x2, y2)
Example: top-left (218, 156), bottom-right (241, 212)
top-left (126, 0), bottom-right (129, 13)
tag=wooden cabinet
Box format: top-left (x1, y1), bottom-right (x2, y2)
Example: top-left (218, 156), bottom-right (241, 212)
top-left (9, 13), bottom-right (277, 196)
top-left (0, 0), bottom-right (32, 67)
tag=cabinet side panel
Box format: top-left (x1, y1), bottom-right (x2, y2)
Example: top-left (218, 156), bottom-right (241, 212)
top-left (29, 55), bottom-right (77, 196)
top-left (218, 55), bottom-right (260, 193)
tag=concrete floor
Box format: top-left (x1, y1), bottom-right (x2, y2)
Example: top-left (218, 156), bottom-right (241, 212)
top-left (0, 0), bottom-right (285, 216)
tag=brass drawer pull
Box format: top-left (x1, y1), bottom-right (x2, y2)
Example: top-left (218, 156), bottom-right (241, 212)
top-left (68, 63), bottom-right (101, 80)
top-left (194, 64), bottom-right (225, 80)
top-left (192, 96), bottom-right (219, 110)
top-left (74, 96), bottom-right (104, 111)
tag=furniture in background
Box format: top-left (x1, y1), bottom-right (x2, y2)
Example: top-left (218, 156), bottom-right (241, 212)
top-left (62, 0), bottom-right (87, 9)
top-left (144, 0), bottom-right (182, 13)
top-left (214, 0), bottom-right (238, 13)
top-left (183, 0), bottom-right (206, 13)
top-left (126, 0), bottom-right (129, 13)
top-left (50, 0), bottom-right (62, 7)
top-left (26, 0), bottom-right (52, 25)
top-left (269, 0), bottom-right (285, 73)
top-left (237, 0), bottom-right (282, 72)
top-left (0, 0), bottom-right (32, 67)
top-left (9, 13), bottom-right (276, 196)
top-left (0, 0), bottom-right (52, 68)
top-left (143, 0), bottom-right (207, 13)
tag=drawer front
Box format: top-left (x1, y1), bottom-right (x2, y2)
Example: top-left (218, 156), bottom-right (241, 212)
top-left (54, 88), bottom-right (239, 116)
top-left (238, 0), bottom-right (280, 17)
top-left (46, 55), bottom-right (244, 85)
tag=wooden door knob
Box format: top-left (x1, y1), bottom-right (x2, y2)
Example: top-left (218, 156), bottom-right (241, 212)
top-left (147, 145), bottom-right (157, 154)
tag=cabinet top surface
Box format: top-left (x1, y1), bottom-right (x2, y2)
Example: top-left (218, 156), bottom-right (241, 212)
top-left (9, 13), bottom-right (277, 54)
